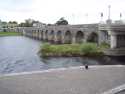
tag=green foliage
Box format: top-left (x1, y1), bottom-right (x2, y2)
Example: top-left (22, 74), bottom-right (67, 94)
top-left (81, 43), bottom-right (98, 55)
top-left (56, 17), bottom-right (68, 25)
top-left (39, 43), bottom-right (105, 57)
top-left (19, 22), bottom-right (32, 27)
top-left (41, 43), bottom-right (51, 53)
top-left (0, 32), bottom-right (21, 36)
top-left (2, 22), bottom-right (7, 25)
top-left (8, 21), bottom-right (18, 24)
top-left (99, 42), bottom-right (110, 51)
top-left (19, 19), bottom-right (39, 27)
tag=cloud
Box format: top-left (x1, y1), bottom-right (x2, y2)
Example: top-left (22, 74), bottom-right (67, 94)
top-left (0, 0), bottom-right (35, 22)
top-left (0, 0), bottom-right (36, 14)
top-left (0, 0), bottom-right (125, 24)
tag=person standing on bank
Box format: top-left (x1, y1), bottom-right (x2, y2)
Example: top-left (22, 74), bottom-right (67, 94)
top-left (85, 64), bottom-right (88, 70)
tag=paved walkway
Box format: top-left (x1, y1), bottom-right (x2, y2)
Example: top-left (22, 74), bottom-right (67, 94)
top-left (0, 65), bottom-right (125, 94)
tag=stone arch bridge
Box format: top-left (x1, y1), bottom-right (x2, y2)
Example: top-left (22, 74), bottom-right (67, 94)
top-left (17, 24), bottom-right (99, 44)
top-left (16, 23), bottom-right (125, 56)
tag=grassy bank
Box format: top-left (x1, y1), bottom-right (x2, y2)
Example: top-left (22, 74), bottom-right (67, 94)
top-left (0, 32), bottom-right (21, 36)
top-left (39, 43), bottom-right (110, 57)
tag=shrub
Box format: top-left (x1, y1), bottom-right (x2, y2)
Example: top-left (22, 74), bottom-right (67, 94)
top-left (39, 43), bottom-right (104, 57)
top-left (99, 42), bottom-right (110, 51)
top-left (81, 43), bottom-right (98, 55)
top-left (40, 43), bottom-right (51, 56)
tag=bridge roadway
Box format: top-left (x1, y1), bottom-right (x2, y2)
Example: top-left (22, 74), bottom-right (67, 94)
top-left (0, 65), bottom-right (125, 94)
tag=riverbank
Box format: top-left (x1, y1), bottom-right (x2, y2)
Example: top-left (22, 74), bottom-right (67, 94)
top-left (0, 65), bottom-right (124, 94)
top-left (39, 43), bottom-right (109, 57)
top-left (0, 32), bottom-right (21, 36)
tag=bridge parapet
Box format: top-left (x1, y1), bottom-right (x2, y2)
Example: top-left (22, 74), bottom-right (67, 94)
top-left (99, 23), bottom-right (125, 31)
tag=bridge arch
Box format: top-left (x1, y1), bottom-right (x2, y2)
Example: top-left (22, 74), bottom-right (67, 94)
top-left (75, 31), bottom-right (84, 43)
top-left (40, 30), bottom-right (43, 40)
top-left (33, 30), bottom-right (37, 38)
top-left (99, 30), bottom-right (110, 44)
top-left (49, 30), bottom-right (55, 43)
top-left (87, 32), bottom-right (98, 43)
top-left (64, 30), bottom-right (72, 44)
top-left (31, 30), bottom-right (34, 38)
top-left (35, 30), bottom-right (38, 39)
top-left (45, 30), bottom-right (48, 41)
top-left (37, 30), bottom-right (40, 39)
top-left (56, 30), bottom-right (62, 44)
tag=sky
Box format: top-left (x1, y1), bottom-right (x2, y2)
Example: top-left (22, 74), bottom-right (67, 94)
top-left (0, 0), bottom-right (125, 24)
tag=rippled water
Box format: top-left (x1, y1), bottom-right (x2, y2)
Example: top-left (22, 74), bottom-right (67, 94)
top-left (0, 36), bottom-right (123, 74)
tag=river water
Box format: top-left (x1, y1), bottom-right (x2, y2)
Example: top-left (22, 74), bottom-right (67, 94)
top-left (0, 36), bottom-right (124, 74)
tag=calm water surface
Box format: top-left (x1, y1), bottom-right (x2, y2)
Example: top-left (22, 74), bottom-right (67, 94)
top-left (0, 36), bottom-right (123, 74)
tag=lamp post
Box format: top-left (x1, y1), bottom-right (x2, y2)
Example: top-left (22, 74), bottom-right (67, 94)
top-left (108, 5), bottom-right (111, 20)
top-left (120, 13), bottom-right (122, 20)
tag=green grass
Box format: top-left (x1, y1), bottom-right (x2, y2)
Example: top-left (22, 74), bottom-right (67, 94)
top-left (0, 32), bottom-right (21, 36)
top-left (39, 43), bottom-right (109, 57)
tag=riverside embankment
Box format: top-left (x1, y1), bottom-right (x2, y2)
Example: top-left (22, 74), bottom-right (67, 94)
top-left (0, 65), bottom-right (124, 94)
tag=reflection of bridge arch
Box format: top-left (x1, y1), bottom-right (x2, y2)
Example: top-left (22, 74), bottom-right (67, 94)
top-left (87, 32), bottom-right (98, 43)
top-left (49, 30), bottom-right (55, 43)
top-left (56, 30), bottom-right (62, 44)
top-left (75, 31), bottom-right (84, 43)
top-left (64, 30), bottom-right (72, 44)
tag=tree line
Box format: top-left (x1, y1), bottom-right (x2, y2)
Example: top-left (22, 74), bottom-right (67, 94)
top-left (1, 17), bottom-right (69, 28)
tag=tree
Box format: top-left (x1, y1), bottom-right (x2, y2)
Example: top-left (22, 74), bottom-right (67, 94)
top-left (12, 21), bottom-right (18, 24)
top-left (2, 21), bottom-right (7, 25)
top-left (19, 19), bottom-right (33, 27)
top-left (19, 19), bottom-right (42, 27)
top-left (24, 19), bottom-right (33, 27)
top-left (8, 21), bottom-right (18, 24)
top-left (56, 17), bottom-right (68, 25)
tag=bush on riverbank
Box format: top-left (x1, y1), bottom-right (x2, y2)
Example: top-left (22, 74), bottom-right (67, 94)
top-left (99, 42), bottom-right (110, 50)
top-left (80, 43), bottom-right (99, 56)
top-left (39, 43), bottom-right (108, 57)
top-left (0, 32), bottom-right (21, 36)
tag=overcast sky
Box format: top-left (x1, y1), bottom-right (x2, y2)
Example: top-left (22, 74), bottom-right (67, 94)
top-left (0, 0), bottom-right (125, 24)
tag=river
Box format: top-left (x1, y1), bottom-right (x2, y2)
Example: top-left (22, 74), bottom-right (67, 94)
top-left (0, 36), bottom-right (124, 74)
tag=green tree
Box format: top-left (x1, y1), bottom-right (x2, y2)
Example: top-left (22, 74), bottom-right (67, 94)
top-left (19, 19), bottom-right (41, 27)
top-left (56, 17), bottom-right (68, 25)
top-left (12, 21), bottom-right (18, 24)
top-left (25, 19), bottom-right (33, 27)
top-left (8, 21), bottom-right (18, 25)
top-left (19, 23), bottom-right (25, 27)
